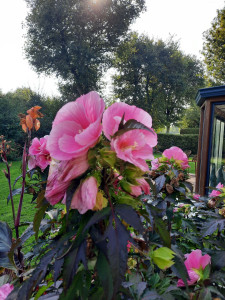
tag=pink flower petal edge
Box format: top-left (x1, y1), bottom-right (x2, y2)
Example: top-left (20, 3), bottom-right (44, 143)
top-left (71, 177), bottom-right (98, 214)
top-left (0, 283), bottom-right (14, 300)
top-left (163, 146), bottom-right (189, 170)
top-left (47, 91), bottom-right (105, 160)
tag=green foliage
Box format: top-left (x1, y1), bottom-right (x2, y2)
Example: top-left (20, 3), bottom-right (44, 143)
top-left (180, 128), bottom-right (199, 135)
top-left (203, 6), bottom-right (225, 83)
top-left (179, 104), bottom-right (201, 129)
top-left (113, 33), bottom-right (205, 130)
top-left (157, 133), bottom-right (199, 154)
top-left (24, 0), bottom-right (146, 98)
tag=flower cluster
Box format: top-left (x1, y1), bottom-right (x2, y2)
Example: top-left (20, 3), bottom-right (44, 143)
top-left (177, 250), bottom-right (211, 287)
top-left (151, 146), bottom-right (189, 171)
top-left (28, 136), bottom-right (51, 170)
top-left (19, 106), bottom-right (43, 132)
top-left (29, 91), bottom-right (157, 213)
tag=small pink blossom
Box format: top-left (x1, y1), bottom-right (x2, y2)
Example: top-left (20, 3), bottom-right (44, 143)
top-left (193, 194), bottom-right (200, 200)
top-left (216, 182), bottom-right (224, 189)
top-left (71, 177), bottom-right (98, 214)
top-left (163, 146), bottom-right (189, 170)
top-left (151, 158), bottom-right (160, 170)
top-left (45, 154), bottom-right (89, 205)
top-left (28, 136), bottom-right (51, 170)
top-left (0, 283), bottom-right (14, 300)
top-left (173, 207), bottom-right (178, 212)
top-left (209, 190), bottom-right (221, 198)
top-left (130, 178), bottom-right (150, 197)
top-left (177, 250), bottom-right (211, 287)
top-left (47, 92), bottom-right (105, 161)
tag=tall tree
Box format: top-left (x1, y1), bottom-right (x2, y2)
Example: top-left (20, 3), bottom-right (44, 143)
top-left (203, 6), bottom-right (225, 83)
top-left (113, 33), bottom-right (205, 131)
top-left (24, 0), bottom-right (146, 99)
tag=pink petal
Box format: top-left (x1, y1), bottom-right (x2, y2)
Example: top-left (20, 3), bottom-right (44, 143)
top-left (53, 91), bottom-right (105, 128)
top-left (177, 270), bottom-right (199, 287)
top-left (71, 177), bottom-right (97, 214)
top-left (0, 284), bottom-right (14, 300)
top-left (185, 249), bottom-right (202, 270)
top-left (200, 254), bottom-right (211, 269)
top-left (102, 102), bottom-right (153, 140)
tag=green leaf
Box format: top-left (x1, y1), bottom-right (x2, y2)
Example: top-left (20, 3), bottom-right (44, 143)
top-left (96, 252), bottom-right (113, 300)
top-left (202, 264), bottom-right (210, 280)
top-left (33, 203), bottom-right (49, 241)
top-left (0, 221), bottom-right (12, 252)
top-left (171, 254), bottom-right (189, 289)
top-left (199, 288), bottom-right (212, 300)
top-left (152, 247), bottom-right (175, 270)
top-left (117, 195), bottom-right (139, 209)
top-left (60, 270), bottom-right (91, 300)
top-left (154, 218), bottom-right (171, 247)
top-left (34, 281), bottom-right (54, 300)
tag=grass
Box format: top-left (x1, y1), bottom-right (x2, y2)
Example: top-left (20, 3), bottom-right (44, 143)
top-left (0, 161), bottom-right (35, 230)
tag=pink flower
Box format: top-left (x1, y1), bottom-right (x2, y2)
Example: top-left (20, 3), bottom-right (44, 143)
top-left (102, 102), bottom-right (153, 140)
top-left (151, 158), bottom-right (160, 170)
top-left (47, 92), bottom-right (105, 160)
top-left (102, 102), bottom-right (157, 172)
top-left (111, 130), bottom-right (157, 172)
top-left (209, 190), bottom-right (221, 198)
top-left (193, 194), bottom-right (200, 200)
top-left (173, 207), bottom-right (178, 212)
top-left (0, 283), bottom-right (14, 300)
top-left (177, 250), bottom-right (211, 287)
top-left (216, 182), bottom-right (224, 189)
top-left (71, 177), bottom-right (98, 214)
top-left (28, 136), bottom-right (51, 170)
top-left (163, 146), bottom-right (189, 170)
top-left (45, 154), bottom-right (89, 205)
top-left (130, 178), bottom-right (150, 197)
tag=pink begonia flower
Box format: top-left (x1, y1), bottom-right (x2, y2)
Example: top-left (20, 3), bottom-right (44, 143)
top-left (173, 207), bottom-right (178, 212)
top-left (0, 283), bottom-right (14, 300)
top-left (45, 155), bottom-right (89, 205)
top-left (193, 194), bottom-right (200, 200)
top-left (102, 102), bottom-right (157, 172)
top-left (28, 136), bottom-right (51, 170)
top-left (71, 177), bottom-right (98, 214)
top-left (151, 158), bottom-right (160, 170)
top-left (47, 92), bottom-right (105, 160)
top-left (177, 250), bottom-right (211, 287)
top-left (130, 178), bottom-right (150, 197)
top-left (163, 146), bottom-right (189, 170)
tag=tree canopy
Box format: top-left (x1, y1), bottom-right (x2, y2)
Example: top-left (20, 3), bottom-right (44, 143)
top-left (24, 0), bottom-right (146, 99)
top-left (113, 33), bottom-right (205, 131)
top-left (203, 6), bottom-right (225, 83)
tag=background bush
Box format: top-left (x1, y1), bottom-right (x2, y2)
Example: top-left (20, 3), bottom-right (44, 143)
top-left (180, 128), bottom-right (199, 135)
top-left (157, 133), bottom-right (199, 154)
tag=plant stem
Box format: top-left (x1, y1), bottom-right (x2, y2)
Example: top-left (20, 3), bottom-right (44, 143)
top-left (6, 162), bottom-right (16, 226)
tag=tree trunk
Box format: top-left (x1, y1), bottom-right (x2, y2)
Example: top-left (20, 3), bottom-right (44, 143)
top-left (166, 125), bottom-right (170, 133)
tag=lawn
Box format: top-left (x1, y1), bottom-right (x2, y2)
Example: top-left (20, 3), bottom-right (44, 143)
top-left (0, 160), bottom-right (35, 229)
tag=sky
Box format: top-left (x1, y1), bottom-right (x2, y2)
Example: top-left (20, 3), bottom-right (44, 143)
top-left (0, 0), bottom-right (225, 97)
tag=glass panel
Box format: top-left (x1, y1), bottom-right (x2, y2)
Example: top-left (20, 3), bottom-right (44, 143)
top-left (209, 104), bottom-right (225, 188)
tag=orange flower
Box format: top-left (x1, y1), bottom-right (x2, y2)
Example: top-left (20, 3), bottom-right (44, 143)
top-left (19, 106), bottom-right (43, 132)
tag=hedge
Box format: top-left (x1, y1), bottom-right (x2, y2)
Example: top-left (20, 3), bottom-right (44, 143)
top-left (157, 133), bottom-right (199, 155)
top-left (180, 128), bottom-right (199, 135)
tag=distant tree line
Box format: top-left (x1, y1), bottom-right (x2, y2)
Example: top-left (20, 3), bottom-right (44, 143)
top-left (0, 88), bottom-right (64, 159)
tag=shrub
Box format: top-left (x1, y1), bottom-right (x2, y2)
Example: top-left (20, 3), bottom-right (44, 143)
top-left (180, 128), bottom-right (199, 135)
top-left (157, 133), bottom-right (199, 154)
